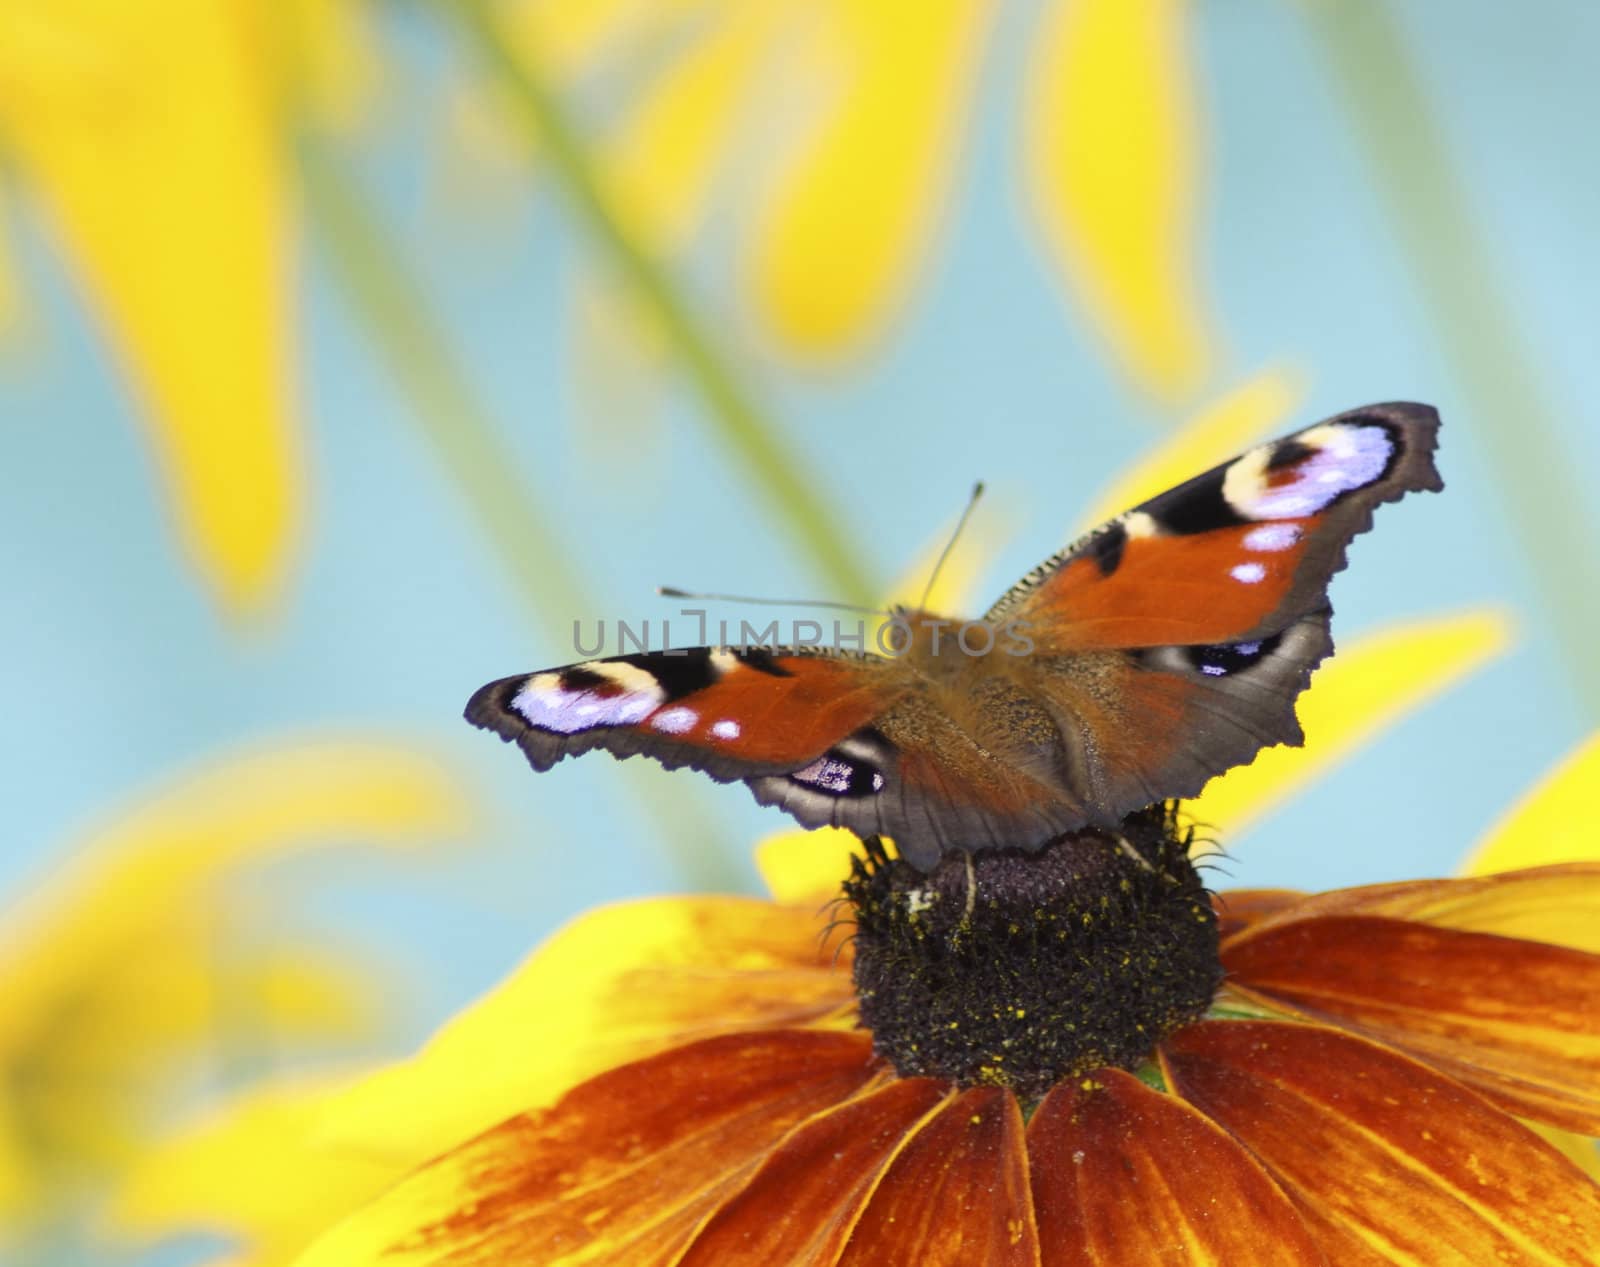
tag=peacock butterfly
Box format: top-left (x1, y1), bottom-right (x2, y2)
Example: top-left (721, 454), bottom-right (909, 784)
top-left (467, 402), bottom-right (1441, 870)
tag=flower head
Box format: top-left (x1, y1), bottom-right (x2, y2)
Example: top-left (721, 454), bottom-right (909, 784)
top-left (289, 812), bottom-right (1600, 1266)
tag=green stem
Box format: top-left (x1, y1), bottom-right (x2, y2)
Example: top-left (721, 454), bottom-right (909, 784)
top-left (299, 135), bottom-right (590, 623)
top-left (299, 133), bottom-right (743, 891)
top-left (1310, 5), bottom-right (1600, 720)
top-left (444, 0), bottom-right (876, 606)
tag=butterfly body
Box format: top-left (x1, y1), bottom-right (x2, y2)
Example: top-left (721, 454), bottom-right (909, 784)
top-left (468, 403), bottom-right (1441, 870)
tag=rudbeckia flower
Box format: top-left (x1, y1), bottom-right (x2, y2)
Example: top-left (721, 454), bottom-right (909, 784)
top-left (284, 811), bottom-right (1600, 1266)
top-left (107, 381), bottom-right (1534, 1265)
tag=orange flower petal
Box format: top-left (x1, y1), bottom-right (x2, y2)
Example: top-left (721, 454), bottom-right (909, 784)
top-left (1163, 1021), bottom-right (1600, 1267)
top-left (679, 1077), bottom-right (951, 1266)
top-left (294, 1029), bottom-right (881, 1267)
top-left (1213, 888), bottom-right (1307, 942)
top-left (1222, 915), bottom-right (1600, 1133)
top-left (319, 895), bottom-right (853, 1166)
top-left (1027, 1067), bottom-right (1324, 1266)
top-left (840, 1087), bottom-right (1039, 1267)
top-left (1330, 864), bottom-right (1600, 955)
top-left (1222, 865), bottom-right (1600, 954)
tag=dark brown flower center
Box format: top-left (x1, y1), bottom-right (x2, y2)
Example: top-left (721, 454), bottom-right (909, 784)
top-left (844, 804), bottom-right (1221, 1099)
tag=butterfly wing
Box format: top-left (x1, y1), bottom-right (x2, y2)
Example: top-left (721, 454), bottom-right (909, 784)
top-left (466, 645), bottom-right (902, 778)
top-left (467, 644), bottom-right (1080, 869)
top-left (986, 402), bottom-right (1441, 648)
top-left (468, 403), bottom-right (1441, 871)
top-left (980, 401), bottom-right (1441, 824)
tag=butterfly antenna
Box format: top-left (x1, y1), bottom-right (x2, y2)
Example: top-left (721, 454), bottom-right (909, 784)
top-left (916, 481), bottom-right (985, 614)
top-left (657, 586), bottom-right (890, 617)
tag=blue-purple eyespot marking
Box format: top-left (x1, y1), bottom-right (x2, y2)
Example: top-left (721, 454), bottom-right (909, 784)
top-left (784, 732), bottom-right (892, 799)
top-left (509, 650), bottom-right (761, 739)
top-left (792, 755), bottom-right (885, 795)
top-left (1223, 424), bottom-right (1395, 521)
top-left (513, 662), bottom-right (663, 735)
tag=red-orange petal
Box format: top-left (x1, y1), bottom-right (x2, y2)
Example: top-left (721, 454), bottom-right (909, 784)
top-left (1163, 1020), bottom-right (1600, 1267)
top-left (839, 1087), bottom-right (1039, 1266)
top-left (294, 1030), bottom-right (880, 1266)
top-left (678, 1077), bottom-right (952, 1266)
top-left (1212, 888), bottom-right (1307, 942)
top-left (1220, 864), bottom-right (1600, 954)
top-left (1223, 914), bottom-right (1600, 1133)
top-left (1026, 1067), bottom-right (1324, 1266)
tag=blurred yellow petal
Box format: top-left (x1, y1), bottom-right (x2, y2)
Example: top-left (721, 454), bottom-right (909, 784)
top-left (1461, 732), bottom-right (1600, 874)
top-left (508, 0), bottom-right (715, 82)
top-left (604, 5), bottom-right (774, 254)
top-left (281, 0), bottom-right (382, 134)
top-left (1076, 367), bottom-right (1306, 530)
top-left (1027, 0), bottom-right (1211, 400)
top-left (0, 1098), bottom-right (31, 1233)
top-left (1187, 610), bottom-right (1513, 840)
top-left (755, 826), bottom-right (866, 906)
top-left (0, 191), bottom-right (19, 335)
top-left (746, 0), bottom-right (991, 359)
top-left (0, 1), bottom-right (298, 616)
top-left (5, 740), bottom-right (469, 1000)
top-left (0, 739), bottom-right (470, 1225)
top-left (109, 1074), bottom-right (399, 1267)
top-left (319, 895), bottom-right (849, 1167)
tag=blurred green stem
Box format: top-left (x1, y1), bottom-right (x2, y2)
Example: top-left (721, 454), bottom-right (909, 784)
top-left (299, 134), bottom-right (590, 624)
top-left (299, 134), bottom-right (742, 891)
top-left (445, 0), bottom-right (876, 606)
top-left (1311, 5), bottom-right (1600, 719)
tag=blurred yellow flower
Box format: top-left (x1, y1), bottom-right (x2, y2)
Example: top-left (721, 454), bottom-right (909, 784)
top-left (475, 0), bottom-right (1204, 393)
top-left (0, 0), bottom-right (375, 618)
top-left (0, 738), bottom-right (470, 1241)
top-left (1027, 0), bottom-right (1211, 402)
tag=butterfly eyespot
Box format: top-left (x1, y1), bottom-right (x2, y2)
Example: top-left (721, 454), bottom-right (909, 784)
top-left (1139, 632), bottom-right (1286, 679)
top-left (791, 754), bottom-right (885, 797)
top-left (781, 730), bottom-right (894, 799)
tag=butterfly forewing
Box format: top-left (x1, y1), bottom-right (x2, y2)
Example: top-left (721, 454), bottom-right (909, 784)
top-left (985, 402), bottom-right (1441, 650)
